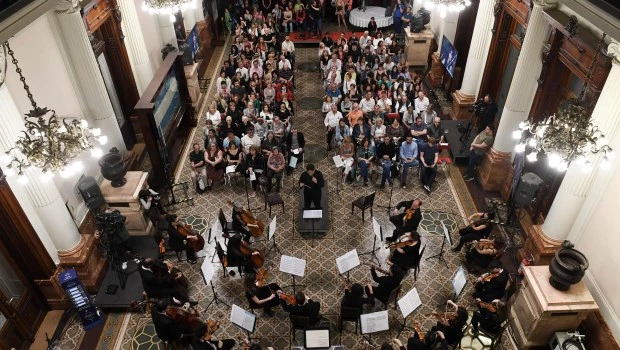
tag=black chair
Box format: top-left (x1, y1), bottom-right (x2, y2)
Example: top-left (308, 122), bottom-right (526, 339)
top-left (351, 191), bottom-right (376, 221)
top-left (413, 245), bottom-right (426, 282)
top-left (215, 240), bottom-right (244, 278)
top-left (475, 319), bottom-right (509, 349)
top-left (218, 208), bottom-right (238, 238)
top-left (381, 285), bottom-right (401, 310)
top-left (339, 305), bottom-right (363, 333)
top-left (289, 314), bottom-right (312, 341)
top-left (260, 184), bottom-right (285, 217)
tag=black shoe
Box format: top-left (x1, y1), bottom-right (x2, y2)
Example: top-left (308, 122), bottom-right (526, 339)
top-left (379, 184), bottom-right (385, 189)
top-left (363, 181), bottom-right (368, 187)
top-left (188, 300), bottom-right (199, 307)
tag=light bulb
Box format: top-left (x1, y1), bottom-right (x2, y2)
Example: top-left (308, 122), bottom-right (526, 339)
top-left (557, 160), bottom-right (568, 172)
top-left (425, 1), bottom-right (435, 9)
top-left (526, 152), bottom-right (538, 162)
top-left (80, 119), bottom-right (89, 128)
top-left (4, 167), bottom-right (15, 176)
top-left (512, 130), bottom-right (522, 140)
top-left (57, 125), bottom-right (67, 134)
top-left (98, 136), bottom-right (108, 145)
top-left (170, 13), bottom-right (176, 22)
top-left (72, 161), bottom-right (84, 172)
top-left (515, 143), bottom-right (526, 153)
top-left (527, 138), bottom-right (537, 147)
top-left (465, 0), bottom-right (471, 6)
top-left (575, 155), bottom-right (586, 165)
top-left (91, 148), bottom-right (103, 158)
top-left (518, 121), bottom-right (528, 130)
top-left (142, 2), bottom-right (148, 10)
top-left (17, 174), bottom-right (29, 184)
top-left (0, 153), bottom-right (11, 166)
top-left (548, 152), bottom-right (561, 167)
top-left (92, 128), bottom-right (102, 136)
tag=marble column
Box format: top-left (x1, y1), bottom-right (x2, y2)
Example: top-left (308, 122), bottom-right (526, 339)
top-left (0, 85), bottom-right (81, 255)
top-left (542, 41), bottom-right (620, 243)
top-left (182, 7), bottom-right (196, 30)
top-left (194, 0), bottom-right (205, 21)
top-left (158, 13), bottom-right (178, 48)
top-left (53, 8), bottom-right (127, 152)
top-left (118, 0), bottom-right (155, 94)
top-left (451, 0), bottom-right (495, 120)
top-left (477, 0), bottom-right (556, 192)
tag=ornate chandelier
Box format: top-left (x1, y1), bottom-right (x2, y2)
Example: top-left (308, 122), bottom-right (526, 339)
top-left (512, 102), bottom-right (613, 172)
top-left (142, 0), bottom-right (195, 22)
top-left (0, 42), bottom-right (107, 184)
top-left (423, 0), bottom-right (471, 18)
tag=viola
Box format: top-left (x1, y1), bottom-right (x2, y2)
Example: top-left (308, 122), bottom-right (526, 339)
top-left (387, 237), bottom-right (415, 249)
top-left (477, 301), bottom-right (497, 313)
top-left (176, 222), bottom-right (206, 252)
top-left (228, 200), bottom-right (265, 237)
top-left (278, 292), bottom-right (297, 305)
top-left (413, 321), bottom-right (425, 342)
top-left (239, 241), bottom-right (265, 268)
top-left (255, 267), bottom-right (270, 287)
top-left (166, 304), bottom-right (204, 331)
top-left (201, 313), bottom-right (224, 341)
top-left (481, 269), bottom-right (502, 282)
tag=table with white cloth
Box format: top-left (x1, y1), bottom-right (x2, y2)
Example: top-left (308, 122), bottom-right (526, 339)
top-left (348, 6), bottom-right (393, 28)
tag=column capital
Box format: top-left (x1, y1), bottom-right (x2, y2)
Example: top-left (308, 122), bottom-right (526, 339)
top-left (532, 0), bottom-right (558, 9)
top-left (54, 0), bottom-right (81, 13)
top-left (607, 39), bottom-right (620, 66)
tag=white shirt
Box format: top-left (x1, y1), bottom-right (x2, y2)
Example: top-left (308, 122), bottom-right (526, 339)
top-left (326, 59), bottom-right (342, 72)
top-left (282, 40), bottom-right (295, 53)
top-left (360, 98), bottom-right (376, 113)
top-left (241, 134), bottom-right (261, 152)
top-left (278, 59), bottom-right (292, 70)
top-left (324, 111), bottom-right (343, 128)
top-left (376, 98), bottom-right (392, 112)
top-left (414, 96), bottom-right (430, 114)
top-left (372, 125), bottom-right (386, 138)
top-left (205, 110), bottom-right (221, 125)
top-left (359, 35), bottom-right (371, 48)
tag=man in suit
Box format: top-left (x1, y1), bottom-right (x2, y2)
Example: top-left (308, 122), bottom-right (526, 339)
top-left (286, 127), bottom-right (306, 175)
top-left (387, 199), bottom-right (423, 242)
top-left (138, 258), bottom-right (189, 302)
top-left (298, 163), bottom-right (325, 209)
top-left (151, 299), bottom-right (194, 343)
top-left (278, 291), bottom-right (321, 325)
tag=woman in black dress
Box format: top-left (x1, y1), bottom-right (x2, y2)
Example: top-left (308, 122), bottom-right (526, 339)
top-left (341, 282), bottom-right (374, 309)
top-left (245, 145), bottom-right (265, 195)
top-left (465, 236), bottom-right (504, 272)
top-left (451, 211), bottom-right (495, 252)
top-left (166, 214), bottom-right (198, 264)
top-left (387, 231), bottom-right (421, 270)
top-left (432, 300), bottom-right (468, 346)
top-left (244, 274), bottom-right (282, 317)
top-left (365, 264), bottom-right (405, 304)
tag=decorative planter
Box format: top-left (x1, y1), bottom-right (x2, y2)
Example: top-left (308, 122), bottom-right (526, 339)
top-left (99, 147), bottom-right (127, 187)
top-left (548, 240), bottom-right (589, 291)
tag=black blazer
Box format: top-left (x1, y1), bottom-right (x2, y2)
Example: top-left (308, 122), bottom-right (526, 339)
top-left (285, 132), bottom-right (306, 151)
top-left (152, 309), bottom-right (182, 341)
top-left (281, 299), bottom-right (321, 325)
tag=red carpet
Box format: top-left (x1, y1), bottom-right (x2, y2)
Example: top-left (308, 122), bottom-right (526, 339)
top-left (289, 31), bottom-right (365, 44)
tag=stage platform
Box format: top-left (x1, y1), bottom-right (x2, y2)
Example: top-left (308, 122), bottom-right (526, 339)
top-left (442, 120), bottom-right (476, 163)
top-left (349, 6), bottom-right (392, 28)
top-left (297, 180), bottom-right (330, 238)
top-left (95, 236), bottom-right (159, 309)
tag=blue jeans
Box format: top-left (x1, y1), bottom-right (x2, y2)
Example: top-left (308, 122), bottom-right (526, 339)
top-left (380, 160), bottom-right (392, 185)
top-left (358, 160), bottom-right (370, 182)
top-left (400, 160), bottom-right (419, 184)
top-left (467, 152), bottom-right (483, 178)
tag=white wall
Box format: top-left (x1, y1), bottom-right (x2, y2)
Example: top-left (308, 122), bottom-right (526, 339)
top-left (133, 0), bottom-right (164, 75)
top-left (428, 10), bottom-right (459, 53)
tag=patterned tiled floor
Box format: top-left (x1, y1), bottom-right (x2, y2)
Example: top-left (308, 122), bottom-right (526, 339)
top-left (58, 35), bottom-right (516, 350)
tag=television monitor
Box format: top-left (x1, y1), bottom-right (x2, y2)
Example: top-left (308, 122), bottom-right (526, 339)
top-left (439, 35), bottom-right (458, 78)
top-left (185, 25), bottom-right (200, 61)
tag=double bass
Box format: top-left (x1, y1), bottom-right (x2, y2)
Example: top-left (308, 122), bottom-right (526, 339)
top-left (228, 200), bottom-right (265, 237)
top-left (176, 222), bottom-right (206, 252)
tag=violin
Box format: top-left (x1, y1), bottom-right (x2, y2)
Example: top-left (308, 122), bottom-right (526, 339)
top-left (255, 267), bottom-right (270, 287)
top-left (413, 321), bottom-right (425, 342)
top-left (239, 240), bottom-right (265, 268)
top-left (468, 240), bottom-right (495, 250)
top-left (480, 269), bottom-right (502, 283)
top-left (387, 237), bottom-right (415, 249)
top-left (278, 292), bottom-right (297, 305)
top-left (404, 208), bottom-right (416, 222)
top-left (201, 313), bottom-right (224, 341)
top-left (477, 301), bottom-right (497, 313)
top-left (176, 222), bottom-right (206, 252)
top-left (431, 312), bottom-right (457, 321)
top-left (228, 200), bottom-right (265, 237)
top-left (166, 304), bottom-right (204, 331)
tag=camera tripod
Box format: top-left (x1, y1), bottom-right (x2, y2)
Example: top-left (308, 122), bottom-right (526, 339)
top-left (459, 110), bottom-right (478, 154)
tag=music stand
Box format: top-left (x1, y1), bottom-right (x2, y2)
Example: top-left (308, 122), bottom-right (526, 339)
top-left (243, 176), bottom-right (263, 212)
top-left (396, 287), bottom-right (422, 336)
top-left (265, 215), bottom-right (282, 256)
top-left (359, 217), bottom-right (383, 265)
top-left (201, 259), bottom-right (230, 311)
top-left (280, 255), bottom-right (306, 294)
top-left (230, 304), bottom-right (259, 344)
top-left (436, 265), bottom-right (467, 307)
top-left (330, 155), bottom-right (344, 198)
top-left (303, 208), bottom-right (323, 248)
top-left (377, 179), bottom-right (395, 212)
top-left (360, 310), bottom-right (390, 346)
top-left (210, 218), bottom-right (223, 263)
top-left (425, 223), bottom-right (451, 269)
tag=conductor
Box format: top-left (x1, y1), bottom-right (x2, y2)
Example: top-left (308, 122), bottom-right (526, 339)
top-left (299, 164), bottom-right (325, 209)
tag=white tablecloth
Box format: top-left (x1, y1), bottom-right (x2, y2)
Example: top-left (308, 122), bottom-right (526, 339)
top-left (349, 6), bottom-right (393, 28)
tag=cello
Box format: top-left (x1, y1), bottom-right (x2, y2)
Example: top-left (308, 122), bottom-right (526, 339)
top-left (176, 222), bottom-right (206, 252)
top-left (228, 200), bottom-right (265, 237)
top-left (239, 240), bottom-right (265, 268)
top-left (165, 304), bottom-right (205, 332)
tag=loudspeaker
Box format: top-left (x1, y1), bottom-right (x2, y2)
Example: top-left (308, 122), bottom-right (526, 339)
top-left (78, 176), bottom-right (105, 209)
top-left (513, 172), bottom-right (543, 205)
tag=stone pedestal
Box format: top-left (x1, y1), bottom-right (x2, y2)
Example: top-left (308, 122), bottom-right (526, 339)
top-left (404, 28), bottom-right (433, 69)
top-left (100, 171), bottom-right (152, 235)
top-left (477, 147), bottom-right (512, 192)
top-left (510, 266), bottom-right (598, 349)
top-left (184, 62), bottom-right (203, 112)
top-left (450, 90), bottom-right (476, 120)
top-left (427, 52), bottom-right (444, 89)
top-left (58, 234), bottom-right (107, 294)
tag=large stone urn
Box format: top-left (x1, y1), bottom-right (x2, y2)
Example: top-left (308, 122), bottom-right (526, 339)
top-left (548, 240), bottom-right (589, 291)
top-left (99, 147), bottom-right (127, 187)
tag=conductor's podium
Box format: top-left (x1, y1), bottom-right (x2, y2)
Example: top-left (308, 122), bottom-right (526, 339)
top-left (297, 180), bottom-right (330, 238)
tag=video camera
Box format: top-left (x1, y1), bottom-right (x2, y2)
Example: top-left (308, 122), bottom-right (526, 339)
top-left (96, 210), bottom-right (126, 234)
top-left (469, 98), bottom-right (486, 114)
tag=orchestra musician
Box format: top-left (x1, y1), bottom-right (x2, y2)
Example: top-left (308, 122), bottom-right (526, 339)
top-left (341, 282), bottom-right (374, 309)
top-left (226, 233), bottom-right (254, 272)
top-left (166, 214), bottom-right (199, 264)
top-left (192, 323), bottom-right (236, 350)
top-left (151, 299), bottom-right (195, 344)
top-left (278, 291), bottom-right (321, 325)
top-left (390, 327), bottom-right (448, 350)
top-left (472, 265), bottom-right (509, 302)
top-left (138, 258), bottom-right (192, 303)
top-left (244, 274), bottom-right (283, 317)
top-left (465, 236), bottom-right (505, 272)
top-left (365, 264), bottom-right (406, 305)
top-left (430, 300), bottom-right (468, 346)
top-left (471, 299), bottom-right (508, 335)
top-left (387, 199), bottom-right (423, 242)
top-left (298, 163), bottom-right (325, 209)
top-left (230, 201), bottom-right (258, 242)
top-left (386, 231), bottom-right (421, 270)
top-left (451, 211), bottom-right (495, 252)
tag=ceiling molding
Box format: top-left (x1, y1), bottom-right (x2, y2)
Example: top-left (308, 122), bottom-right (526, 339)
top-left (0, 0), bottom-right (61, 44)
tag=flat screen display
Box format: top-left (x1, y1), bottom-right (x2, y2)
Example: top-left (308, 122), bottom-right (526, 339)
top-left (153, 69), bottom-right (181, 137)
top-left (186, 26), bottom-right (200, 60)
top-left (439, 35), bottom-right (458, 78)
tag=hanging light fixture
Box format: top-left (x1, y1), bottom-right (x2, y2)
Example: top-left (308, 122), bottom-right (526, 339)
top-left (423, 0), bottom-right (471, 19)
top-left (512, 34), bottom-right (613, 172)
top-left (0, 42), bottom-right (107, 183)
top-left (142, 0), bottom-right (195, 22)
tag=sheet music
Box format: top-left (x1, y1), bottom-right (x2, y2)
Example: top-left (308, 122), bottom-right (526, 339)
top-left (230, 304), bottom-right (256, 332)
top-left (201, 260), bottom-right (215, 284)
top-left (289, 156), bottom-right (298, 168)
top-left (211, 218), bottom-right (221, 239)
top-left (336, 249), bottom-right (360, 274)
top-left (442, 224), bottom-right (452, 245)
top-left (332, 155), bottom-right (344, 167)
top-left (398, 287), bottom-right (422, 318)
top-left (303, 209), bottom-right (323, 219)
top-left (372, 217), bottom-right (382, 240)
top-left (249, 171), bottom-right (256, 181)
top-left (360, 310), bottom-right (389, 334)
top-left (305, 329), bottom-right (330, 348)
top-left (269, 215), bottom-right (277, 240)
top-left (279, 255), bottom-right (306, 277)
top-left (452, 265), bottom-right (468, 298)
top-left (226, 165), bottom-right (236, 174)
